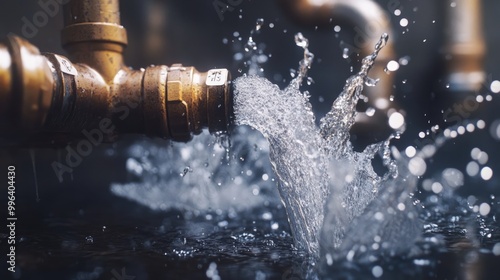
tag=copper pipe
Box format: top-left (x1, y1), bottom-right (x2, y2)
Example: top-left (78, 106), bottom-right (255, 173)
top-left (0, 36), bottom-right (54, 139)
top-left (442, 0), bottom-right (485, 92)
top-left (61, 0), bottom-right (126, 82)
top-left (0, 0), bottom-right (233, 145)
top-left (279, 0), bottom-right (397, 134)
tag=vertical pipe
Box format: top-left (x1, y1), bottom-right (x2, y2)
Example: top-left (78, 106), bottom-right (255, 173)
top-left (61, 0), bottom-right (127, 82)
top-left (63, 0), bottom-right (121, 26)
top-left (442, 0), bottom-right (485, 91)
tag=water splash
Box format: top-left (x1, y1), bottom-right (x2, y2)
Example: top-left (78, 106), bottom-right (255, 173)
top-left (234, 32), bottom-right (326, 253)
top-left (111, 126), bottom-right (279, 213)
top-left (240, 18), bottom-right (268, 75)
top-left (289, 32), bottom-right (314, 89)
top-left (234, 33), bottom-right (420, 258)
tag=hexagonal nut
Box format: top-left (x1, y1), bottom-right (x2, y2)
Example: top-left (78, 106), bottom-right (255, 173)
top-left (166, 68), bottom-right (190, 140)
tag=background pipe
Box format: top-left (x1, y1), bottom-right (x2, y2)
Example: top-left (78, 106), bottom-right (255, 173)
top-left (278, 0), bottom-right (398, 139)
top-left (442, 0), bottom-right (485, 92)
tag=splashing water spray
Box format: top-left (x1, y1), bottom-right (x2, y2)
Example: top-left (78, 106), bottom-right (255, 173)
top-left (233, 32), bottom-right (425, 262)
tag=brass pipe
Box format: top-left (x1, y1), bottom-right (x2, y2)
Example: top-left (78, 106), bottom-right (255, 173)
top-left (0, 0), bottom-right (233, 145)
top-left (279, 0), bottom-right (397, 135)
top-left (442, 0), bottom-right (485, 92)
top-left (61, 0), bottom-right (126, 82)
top-left (0, 36), bottom-right (54, 139)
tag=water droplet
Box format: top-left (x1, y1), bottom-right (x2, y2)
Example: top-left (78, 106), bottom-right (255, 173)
top-left (365, 77), bottom-right (379, 87)
top-left (294, 32), bottom-right (308, 48)
top-left (405, 146), bottom-right (417, 158)
top-left (477, 151), bottom-right (489, 165)
top-left (400, 18), bottom-right (409, 27)
top-left (414, 259), bottom-right (431, 266)
top-left (342, 48), bottom-right (350, 59)
top-left (366, 107), bottom-right (376, 117)
top-left (493, 243), bottom-right (500, 256)
top-left (180, 166), bottom-right (192, 177)
top-left (490, 80), bottom-right (500, 93)
top-left (477, 120), bottom-right (486, 129)
top-left (399, 56), bottom-right (410, 66)
top-left (206, 262), bottom-right (220, 280)
top-left (409, 157), bottom-right (426, 176)
top-left (490, 120), bottom-right (500, 140)
top-left (386, 60), bottom-right (400, 72)
top-left (262, 173), bottom-right (269, 181)
top-left (126, 158), bottom-right (143, 175)
top-left (479, 203), bottom-right (491, 216)
top-left (85, 236), bottom-right (94, 244)
top-left (217, 221), bottom-right (229, 228)
top-left (372, 266), bottom-right (383, 278)
top-left (323, 253), bottom-right (333, 265)
top-left (255, 18), bottom-right (264, 31)
top-left (306, 77), bottom-right (314, 85)
top-left (480, 166), bottom-right (493, 181)
top-left (431, 182), bottom-right (443, 194)
top-left (244, 38), bottom-right (257, 52)
top-left (233, 53), bottom-right (243, 61)
top-left (388, 112), bottom-right (405, 130)
top-left (442, 168), bottom-right (464, 188)
top-left (262, 212), bottom-right (273, 220)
